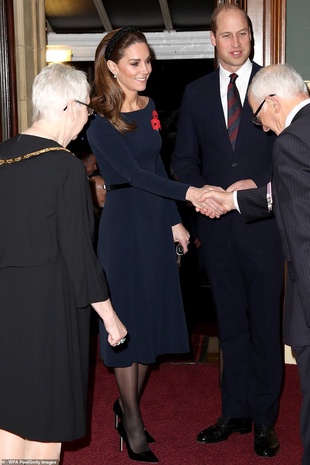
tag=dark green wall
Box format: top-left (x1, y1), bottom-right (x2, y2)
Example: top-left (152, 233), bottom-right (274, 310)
top-left (286, 0), bottom-right (310, 80)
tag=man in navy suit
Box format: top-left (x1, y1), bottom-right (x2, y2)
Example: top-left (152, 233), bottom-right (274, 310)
top-left (172, 4), bottom-right (284, 458)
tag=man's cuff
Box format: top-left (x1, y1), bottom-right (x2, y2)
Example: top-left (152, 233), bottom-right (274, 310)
top-left (233, 190), bottom-right (241, 213)
top-left (266, 182), bottom-right (273, 212)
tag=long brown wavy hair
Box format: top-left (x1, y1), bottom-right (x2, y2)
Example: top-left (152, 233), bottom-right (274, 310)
top-left (91, 28), bottom-right (149, 134)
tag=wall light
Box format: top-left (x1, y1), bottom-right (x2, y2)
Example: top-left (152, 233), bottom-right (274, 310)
top-left (46, 46), bottom-right (72, 63)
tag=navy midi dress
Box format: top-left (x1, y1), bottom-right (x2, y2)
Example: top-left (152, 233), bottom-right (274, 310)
top-left (87, 99), bottom-right (190, 367)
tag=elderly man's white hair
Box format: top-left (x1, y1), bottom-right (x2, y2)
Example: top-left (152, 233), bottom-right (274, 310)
top-left (32, 63), bottom-right (90, 122)
top-left (249, 63), bottom-right (309, 102)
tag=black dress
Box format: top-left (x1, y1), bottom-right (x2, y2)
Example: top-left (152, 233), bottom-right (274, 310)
top-left (0, 135), bottom-right (109, 442)
top-left (87, 99), bottom-right (190, 367)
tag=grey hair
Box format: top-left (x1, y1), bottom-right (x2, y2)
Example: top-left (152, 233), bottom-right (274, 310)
top-left (249, 63), bottom-right (308, 102)
top-left (32, 63), bottom-right (90, 122)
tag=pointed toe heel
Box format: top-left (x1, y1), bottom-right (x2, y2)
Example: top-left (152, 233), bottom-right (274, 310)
top-left (117, 421), bottom-right (159, 463)
top-left (113, 398), bottom-right (155, 443)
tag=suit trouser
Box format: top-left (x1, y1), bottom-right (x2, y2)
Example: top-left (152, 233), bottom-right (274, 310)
top-left (293, 345), bottom-right (310, 465)
top-left (202, 232), bottom-right (284, 425)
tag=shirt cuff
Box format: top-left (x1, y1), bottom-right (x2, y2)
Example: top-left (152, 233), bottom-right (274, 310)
top-left (233, 190), bottom-right (241, 213)
top-left (266, 182), bottom-right (273, 212)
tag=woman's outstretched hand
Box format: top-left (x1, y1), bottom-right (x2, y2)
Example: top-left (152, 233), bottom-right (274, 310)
top-left (186, 185), bottom-right (227, 218)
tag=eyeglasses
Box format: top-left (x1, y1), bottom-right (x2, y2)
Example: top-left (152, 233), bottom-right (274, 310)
top-left (251, 94), bottom-right (276, 126)
top-left (63, 100), bottom-right (94, 116)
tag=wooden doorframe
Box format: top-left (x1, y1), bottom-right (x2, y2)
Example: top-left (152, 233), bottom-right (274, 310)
top-left (0, 0), bottom-right (18, 142)
top-left (247, 0), bottom-right (286, 65)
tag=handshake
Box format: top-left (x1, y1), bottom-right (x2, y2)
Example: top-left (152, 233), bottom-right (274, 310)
top-left (185, 179), bottom-right (257, 219)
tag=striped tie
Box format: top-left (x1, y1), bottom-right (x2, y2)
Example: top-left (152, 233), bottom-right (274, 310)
top-left (227, 73), bottom-right (242, 150)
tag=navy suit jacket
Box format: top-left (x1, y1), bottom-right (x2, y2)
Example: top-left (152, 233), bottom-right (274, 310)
top-left (172, 62), bottom-right (281, 246)
top-left (272, 103), bottom-right (310, 347)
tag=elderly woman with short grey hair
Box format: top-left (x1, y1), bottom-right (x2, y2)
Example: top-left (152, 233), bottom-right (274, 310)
top-left (0, 63), bottom-right (126, 461)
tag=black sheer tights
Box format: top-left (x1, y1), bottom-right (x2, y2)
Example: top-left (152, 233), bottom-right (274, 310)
top-left (114, 363), bottom-right (150, 453)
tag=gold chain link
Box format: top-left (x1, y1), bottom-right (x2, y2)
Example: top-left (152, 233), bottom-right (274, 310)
top-left (0, 147), bottom-right (72, 166)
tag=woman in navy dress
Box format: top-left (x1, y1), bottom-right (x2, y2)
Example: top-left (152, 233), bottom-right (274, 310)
top-left (87, 27), bottom-right (209, 462)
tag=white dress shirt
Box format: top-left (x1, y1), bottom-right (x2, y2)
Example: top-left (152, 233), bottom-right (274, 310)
top-left (285, 98), bottom-right (310, 128)
top-left (219, 59), bottom-right (253, 126)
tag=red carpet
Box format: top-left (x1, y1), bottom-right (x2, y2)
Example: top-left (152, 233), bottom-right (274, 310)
top-left (61, 353), bottom-right (302, 465)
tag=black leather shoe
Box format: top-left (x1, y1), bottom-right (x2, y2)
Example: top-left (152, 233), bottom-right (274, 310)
top-left (197, 416), bottom-right (252, 443)
top-left (254, 425), bottom-right (279, 457)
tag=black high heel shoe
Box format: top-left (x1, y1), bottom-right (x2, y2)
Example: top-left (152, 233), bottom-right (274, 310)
top-left (117, 421), bottom-right (159, 463)
top-left (113, 399), bottom-right (155, 443)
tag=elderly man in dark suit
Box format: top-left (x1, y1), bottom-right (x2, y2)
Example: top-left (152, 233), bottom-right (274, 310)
top-left (244, 64), bottom-right (310, 465)
top-left (172, 4), bottom-right (284, 458)
top-left (199, 63), bottom-right (310, 465)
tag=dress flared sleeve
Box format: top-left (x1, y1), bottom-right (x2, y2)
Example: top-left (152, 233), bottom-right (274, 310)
top-left (57, 155), bottom-right (109, 307)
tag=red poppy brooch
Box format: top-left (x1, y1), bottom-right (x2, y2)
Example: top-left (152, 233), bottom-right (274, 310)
top-left (151, 110), bottom-right (161, 131)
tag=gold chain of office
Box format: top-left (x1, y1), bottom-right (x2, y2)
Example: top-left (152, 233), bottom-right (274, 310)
top-left (0, 147), bottom-right (72, 165)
